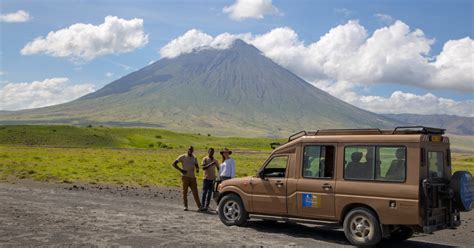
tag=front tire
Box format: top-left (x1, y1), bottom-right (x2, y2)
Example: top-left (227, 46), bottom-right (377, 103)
top-left (343, 207), bottom-right (382, 247)
top-left (218, 194), bottom-right (248, 226)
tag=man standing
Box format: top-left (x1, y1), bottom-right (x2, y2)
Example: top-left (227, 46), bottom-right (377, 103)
top-left (172, 146), bottom-right (202, 211)
top-left (219, 148), bottom-right (235, 181)
top-left (201, 148), bottom-right (219, 210)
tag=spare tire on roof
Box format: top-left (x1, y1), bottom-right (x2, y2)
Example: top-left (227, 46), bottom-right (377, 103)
top-left (450, 171), bottom-right (473, 212)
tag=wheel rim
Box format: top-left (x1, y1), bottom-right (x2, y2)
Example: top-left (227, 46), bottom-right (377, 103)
top-left (349, 215), bottom-right (374, 242)
top-left (223, 200), bottom-right (241, 221)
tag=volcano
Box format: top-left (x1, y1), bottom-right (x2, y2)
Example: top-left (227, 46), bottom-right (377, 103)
top-left (0, 40), bottom-right (397, 137)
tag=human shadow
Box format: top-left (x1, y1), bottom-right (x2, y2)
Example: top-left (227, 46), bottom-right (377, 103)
top-left (244, 220), bottom-right (457, 248)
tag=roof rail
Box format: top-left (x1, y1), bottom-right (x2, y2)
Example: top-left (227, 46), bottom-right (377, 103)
top-left (288, 131), bottom-right (307, 142)
top-left (315, 128), bottom-right (383, 135)
top-left (392, 126), bottom-right (445, 135)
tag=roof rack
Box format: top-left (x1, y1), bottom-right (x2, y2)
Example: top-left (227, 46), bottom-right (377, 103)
top-left (288, 131), bottom-right (307, 142)
top-left (392, 126), bottom-right (445, 135)
top-left (280, 126), bottom-right (445, 147)
top-left (313, 128), bottom-right (383, 135)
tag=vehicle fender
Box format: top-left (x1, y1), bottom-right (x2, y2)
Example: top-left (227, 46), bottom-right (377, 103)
top-left (219, 186), bottom-right (252, 211)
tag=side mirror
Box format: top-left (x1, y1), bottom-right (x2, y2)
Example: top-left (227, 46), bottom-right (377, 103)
top-left (258, 170), bottom-right (265, 179)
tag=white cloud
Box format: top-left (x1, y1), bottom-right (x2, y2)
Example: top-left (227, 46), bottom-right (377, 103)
top-left (160, 29), bottom-right (248, 58)
top-left (334, 8), bottom-right (353, 17)
top-left (311, 80), bottom-right (473, 117)
top-left (0, 71), bottom-right (5, 76)
top-left (0, 78), bottom-right (96, 110)
top-left (21, 16), bottom-right (148, 61)
top-left (223, 0), bottom-right (280, 21)
top-left (160, 20), bottom-right (473, 92)
top-left (0, 10), bottom-right (30, 23)
top-left (375, 13), bottom-right (395, 24)
top-left (351, 91), bottom-right (474, 117)
top-left (430, 38), bottom-right (474, 91)
top-left (105, 72), bottom-right (113, 77)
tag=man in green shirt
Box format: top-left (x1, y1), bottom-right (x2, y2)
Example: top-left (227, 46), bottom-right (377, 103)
top-left (172, 146), bottom-right (202, 211)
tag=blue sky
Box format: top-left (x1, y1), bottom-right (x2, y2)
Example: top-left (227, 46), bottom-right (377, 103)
top-left (0, 0), bottom-right (473, 115)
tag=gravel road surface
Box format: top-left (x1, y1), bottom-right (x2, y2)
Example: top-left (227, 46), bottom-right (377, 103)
top-left (0, 180), bottom-right (472, 247)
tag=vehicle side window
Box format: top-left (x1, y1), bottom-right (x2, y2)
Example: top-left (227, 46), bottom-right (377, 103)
top-left (263, 156), bottom-right (288, 178)
top-left (302, 145), bottom-right (335, 179)
top-left (377, 147), bottom-right (406, 182)
top-left (344, 146), bottom-right (374, 180)
top-left (428, 151), bottom-right (444, 178)
top-left (344, 146), bottom-right (406, 182)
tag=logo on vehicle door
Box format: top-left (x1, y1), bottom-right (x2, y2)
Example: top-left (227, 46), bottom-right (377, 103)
top-left (302, 193), bottom-right (321, 208)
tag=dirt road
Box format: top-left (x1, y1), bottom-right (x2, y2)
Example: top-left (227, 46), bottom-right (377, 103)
top-left (0, 180), bottom-right (472, 247)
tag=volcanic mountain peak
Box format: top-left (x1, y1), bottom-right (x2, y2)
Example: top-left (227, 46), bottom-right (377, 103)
top-left (0, 39), bottom-right (398, 137)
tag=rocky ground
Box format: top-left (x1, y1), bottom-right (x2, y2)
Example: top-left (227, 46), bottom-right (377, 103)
top-left (0, 180), bottom-right (472, 247)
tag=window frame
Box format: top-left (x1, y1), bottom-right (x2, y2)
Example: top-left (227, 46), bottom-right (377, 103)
top-left (301, 144), bottom-right (336, 180)
top-left (343, 144), bottom-right (408, 183)
top-left (427, 150), bottom-right (445, 178)
top-left (261, 155), bottom-right (289, 178)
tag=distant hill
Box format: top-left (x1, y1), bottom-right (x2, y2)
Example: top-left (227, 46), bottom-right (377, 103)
top-left (384, 114), bottom-right (473, 135)
top-left (0, 40), bottom-right (398, 137)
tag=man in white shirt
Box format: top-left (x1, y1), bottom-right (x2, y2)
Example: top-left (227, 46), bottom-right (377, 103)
top-left (219, 148), bottom-right (235, 180)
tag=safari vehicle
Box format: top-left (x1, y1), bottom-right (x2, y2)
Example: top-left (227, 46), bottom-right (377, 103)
top-left (215, 126), bottom-right (473, 246)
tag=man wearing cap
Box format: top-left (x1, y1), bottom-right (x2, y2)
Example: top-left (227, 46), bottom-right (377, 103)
top-left (219, 148), bottom-right (235, 181)
top-left (172, 146), bottom-right (202, 211)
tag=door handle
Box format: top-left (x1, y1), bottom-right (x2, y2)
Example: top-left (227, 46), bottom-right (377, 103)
top-left (275, 181), bottom-right (284, 187)
top-left (322, 183), bottom-right (332, 190)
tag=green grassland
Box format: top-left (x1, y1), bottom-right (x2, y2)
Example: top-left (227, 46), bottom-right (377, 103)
top-left (0, 125), bottom-right (277, 187)
top-left (0, 125), bottom-right (281, 150)
top-left (0, 146), bottom-right (269, 187)
top-left (0, 125), bottom-right (472, 187)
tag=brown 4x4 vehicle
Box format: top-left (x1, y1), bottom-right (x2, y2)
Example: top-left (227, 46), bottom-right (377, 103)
top-left (215, 126), bottom-right (473, 246)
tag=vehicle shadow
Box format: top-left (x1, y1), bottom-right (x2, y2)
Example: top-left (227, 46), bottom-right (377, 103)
top-left (244, 220), bottom-right (457, 248)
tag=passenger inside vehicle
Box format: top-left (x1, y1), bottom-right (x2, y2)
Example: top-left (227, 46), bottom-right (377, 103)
top-left (365, 148), bottom-right (381, 178)
top-left (345, 152), bottom-right (364, 179)
top-left (385, 148), bottom-right (406, 181)
top-left (303, 145), bottom-right (335, 178)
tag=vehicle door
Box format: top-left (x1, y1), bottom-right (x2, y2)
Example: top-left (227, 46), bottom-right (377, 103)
top-left (296, 144), bottom-right (336, 219)
top-left (251, 155), bottom-right (289, 216)
top-left (421, 141), bottom-right (452, 230)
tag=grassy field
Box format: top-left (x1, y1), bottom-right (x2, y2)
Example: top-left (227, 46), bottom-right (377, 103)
top-left (0, 125), bottom-right (280, 150)
top-left (0, 125), bottom-right (472, 187)
top-left (0, 125), bottom-right (276, 187)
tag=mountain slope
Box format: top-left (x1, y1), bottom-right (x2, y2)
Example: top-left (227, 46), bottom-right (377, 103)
top-left (385, 114), bottom-right (473, 135)
top-left (0, 40), bottom-right (398, 137)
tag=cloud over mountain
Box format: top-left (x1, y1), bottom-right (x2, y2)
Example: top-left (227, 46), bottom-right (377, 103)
top-left (159, 20), bottom-right (473, 116)
top-left (160, 20), bottom-right (473, 92)
top-left (0, 78), bottom-right (95, 110)
top-left (21, 16), bottom-right (148, 61)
